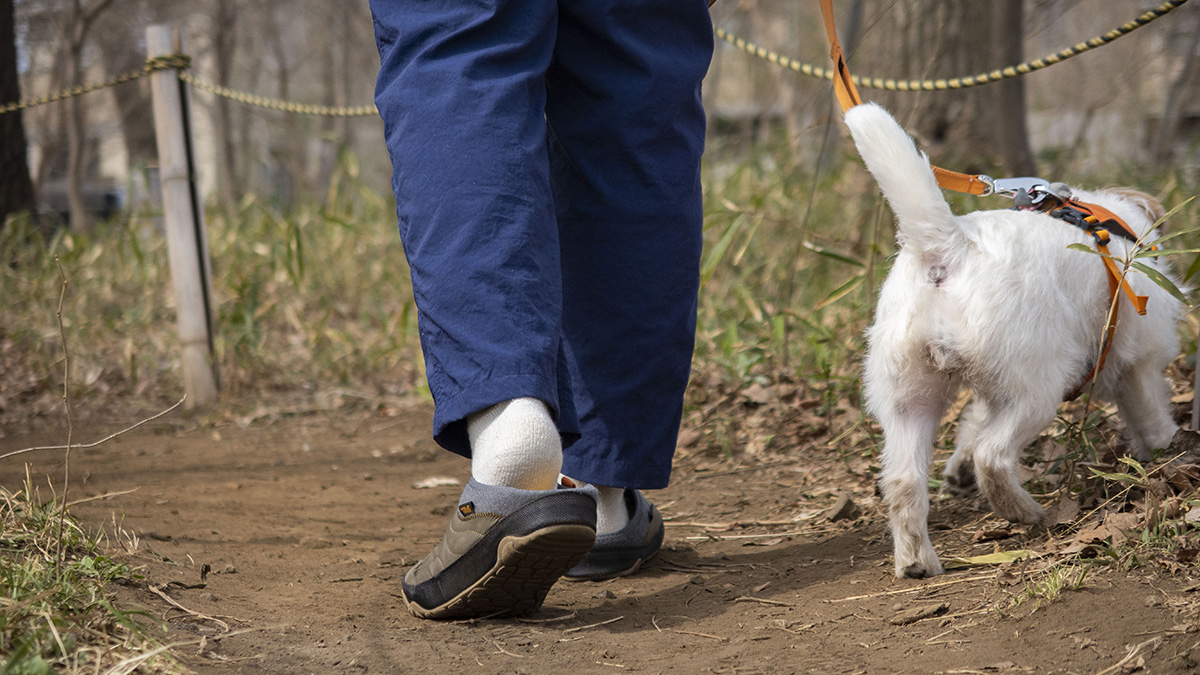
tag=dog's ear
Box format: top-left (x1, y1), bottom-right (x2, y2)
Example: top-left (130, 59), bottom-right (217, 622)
top-left (1105, 188), bottom-right (1168, 232)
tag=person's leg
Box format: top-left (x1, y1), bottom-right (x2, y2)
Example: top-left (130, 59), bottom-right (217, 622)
top-left (372, 0), bottom-right (580, 461)
top-left (371, 0), bottom-right (595, 618)
top-left (546, 0), bottom-right (712, 577)
top-left (547, 0), bottom-right (712, 490)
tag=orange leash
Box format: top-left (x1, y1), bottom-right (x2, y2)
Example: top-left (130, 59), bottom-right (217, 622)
top-left (818, 0), bottom-right (989, 196)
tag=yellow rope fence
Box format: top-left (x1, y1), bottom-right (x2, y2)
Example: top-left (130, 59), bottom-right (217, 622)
top-left (0, 0), bottom-right (1190, 116)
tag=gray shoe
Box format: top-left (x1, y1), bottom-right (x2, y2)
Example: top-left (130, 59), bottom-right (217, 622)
top-left (563, 488), bottom-right (663, 581)
top-left (402, 479), bottom-right (597, 620)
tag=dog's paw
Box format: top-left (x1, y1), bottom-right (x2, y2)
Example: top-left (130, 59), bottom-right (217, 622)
top-left (942, 463), bottom-right (978, 499)
top-left (894, 548), bottom-right (944, 579)
top-left (991, 490), bottom-right (1045, 525)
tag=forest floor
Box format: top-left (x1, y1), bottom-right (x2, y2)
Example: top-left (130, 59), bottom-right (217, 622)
top-left (5, 388), bottom-right (1200, 675)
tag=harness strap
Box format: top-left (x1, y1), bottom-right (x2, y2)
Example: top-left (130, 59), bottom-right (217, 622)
top-left (1064, 234), bottom-right (1121, 401)
top-left (1053, 200), bottom-right (1149, 315)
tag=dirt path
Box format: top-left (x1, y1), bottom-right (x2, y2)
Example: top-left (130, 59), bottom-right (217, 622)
top-left (3, 405), bottom-right (1198, 674)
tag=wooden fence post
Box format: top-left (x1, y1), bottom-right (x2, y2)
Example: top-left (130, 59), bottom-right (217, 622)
top-left (146, 24), bottom-right (219, 407)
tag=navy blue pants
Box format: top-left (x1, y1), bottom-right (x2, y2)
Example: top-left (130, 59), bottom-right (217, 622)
top-left (371, 0), bottom-right (712, 489)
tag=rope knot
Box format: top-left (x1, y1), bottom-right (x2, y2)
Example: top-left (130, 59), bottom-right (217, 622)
top-left (145, 54), bottom-right (192, 72)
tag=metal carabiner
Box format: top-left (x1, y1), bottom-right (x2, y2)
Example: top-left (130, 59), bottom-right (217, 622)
top-left (987, 176), bottom-right (1052, 200)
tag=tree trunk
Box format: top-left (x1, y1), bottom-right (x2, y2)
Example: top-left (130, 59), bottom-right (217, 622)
top-left (63, 0), bottom-right (118, 233)
top-left (891, 1), bottom-right (995, 169)
top-left (95, 9), bottom-right (157, 167)
top-left (1152, 11), bottom-right (1200, 163)
top-left (0, 0), bottom-right (36, 227)
top-left (212, 0), bottom-right (240, 215)
top-left (991, 0), bottom-right (1036, 176)
top-left (64, 30), bottom-right (90, 233)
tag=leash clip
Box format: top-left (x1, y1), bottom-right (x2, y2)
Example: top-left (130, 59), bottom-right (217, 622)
top-left (988, 176), bottom-right (1050, 200)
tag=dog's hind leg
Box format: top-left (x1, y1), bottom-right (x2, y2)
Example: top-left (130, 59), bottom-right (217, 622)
top-left (971, 397), bottom-right (1053, 524)
top-left (877, 394), bottom-right (951, 578)
top-left (1114, 362), bottom-right (1178, 462)
top-left (943, 397), bottom-right (987, 499)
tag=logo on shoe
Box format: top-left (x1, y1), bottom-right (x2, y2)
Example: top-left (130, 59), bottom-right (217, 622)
top-left (458, 502), bottom-right (475, 518)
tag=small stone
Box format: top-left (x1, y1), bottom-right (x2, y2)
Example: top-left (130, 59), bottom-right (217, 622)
top-left (826, 494), bottom-right (862, 522)
top-left (889, 602), bottom-right (949, 626)
top-left (593, 589), bottom-right (616, 599)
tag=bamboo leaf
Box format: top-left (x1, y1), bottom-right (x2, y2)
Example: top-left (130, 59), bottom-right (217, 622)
top-left (814, 273), bottom-right (865, 310)
top-left (1148, 195), bottom-right (1196, 233)
top-left (1130, 262), bottom-right (1189, 304)
top-left (802, 241), bottom-right (865, 267)
top-left (1186, 253), bottom-right (1200, 283)
top-left (1134, 247), bottom-right (1200, 259)
top-left (701, 214), bottom-right (745, 286)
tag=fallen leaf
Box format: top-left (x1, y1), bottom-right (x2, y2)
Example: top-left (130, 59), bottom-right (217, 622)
top-left (944, 550), bottom-right (1035, 569)
top-left (1186, 506), bottom-right (1200, 525)
top-left (1043, 498), bottom-right (1081, 527)
top-left (972, 529), bottom-right (1011, 543)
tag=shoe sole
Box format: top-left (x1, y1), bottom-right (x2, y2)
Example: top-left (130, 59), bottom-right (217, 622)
top-left (561, 541), bottom-right (661, 582)
top-left (405, 524), bottom-right (595, 620)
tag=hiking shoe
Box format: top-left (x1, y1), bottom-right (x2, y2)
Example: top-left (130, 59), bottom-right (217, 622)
top-left (562, 488), bottom-right (663, 581)
top-left (401, 479), bottom-right (597, 620)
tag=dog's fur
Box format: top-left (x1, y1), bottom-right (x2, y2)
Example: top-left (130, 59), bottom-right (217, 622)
top-left (845, 103), bottom-right (1182, 578)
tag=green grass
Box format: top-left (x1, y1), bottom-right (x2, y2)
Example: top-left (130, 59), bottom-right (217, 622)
top-left (0, 479), bottom-right (168, 674)
top-left (1, 152), bottom-right (425, 413)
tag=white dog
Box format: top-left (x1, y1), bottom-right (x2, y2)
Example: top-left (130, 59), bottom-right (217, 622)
top-left (845, 103), bottom-right (1182, 578)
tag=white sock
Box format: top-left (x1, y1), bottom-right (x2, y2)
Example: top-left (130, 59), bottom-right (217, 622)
top-left (468, 397), bottom-right (562, 491)
top-left (561, 476), bottom-right (630, 535)
top-left (595, 486), bottom-right (630, 534)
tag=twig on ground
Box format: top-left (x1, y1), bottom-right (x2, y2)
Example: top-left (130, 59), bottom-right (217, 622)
top-left (734, 596), bottom-right (794, 607)
top-left (673, 629), bottom-right (727, 641)
top-left (492, 641), bottom-right (526, 658)
top-left (829, 573), bottom-right (998, 603)
top-left (65, 488), bottom-right (140, 508)
top-left (1095, 636), bottom-right (1163, 675)
top-left (515, 611), bottom-right (578, 624)
top-left (147, 583), bottom-right (233, 632)
top-left (666, 518), bottom-right (812, 529)
top-left (685, 528), bottom-right (832, 541)
top-left (102, 626), bottom-right (272, 675)
top-left (562, 616), bottom-right (624, 634)
top-left (0, 397), bottom-right (187, 462)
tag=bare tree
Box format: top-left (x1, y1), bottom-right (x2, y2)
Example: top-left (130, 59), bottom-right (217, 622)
top-left (211, 0), bottom-right (240, 215)
top-left (61, 0), bottom-right (118, 233)
top-left (0, 0), bottom-right (36, 227)
top-left (991, 1), bottom-right (1036, 176)
top-left (1152, 9), bottom-right (1200, 163)
top-left (94, 2), bottom-right (155, 167)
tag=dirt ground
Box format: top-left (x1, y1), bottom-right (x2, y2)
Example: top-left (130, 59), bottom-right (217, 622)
top-left (4, 402), bottom-right (1200, 675)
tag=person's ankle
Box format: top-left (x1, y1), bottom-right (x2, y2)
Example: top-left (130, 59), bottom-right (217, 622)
top-left (468, 398), bottom-right (562, 490)
top-left (561, 476), bottom-right (630, 534)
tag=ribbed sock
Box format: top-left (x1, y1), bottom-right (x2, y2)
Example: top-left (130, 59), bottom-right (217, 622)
top-left (560, 476), bottom-right (630, 535)
top-left (467, 397), bottom-right (562, 491)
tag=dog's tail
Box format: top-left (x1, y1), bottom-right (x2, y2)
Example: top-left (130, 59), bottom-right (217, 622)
top-left (844, 103), bottom-right (962, 259)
